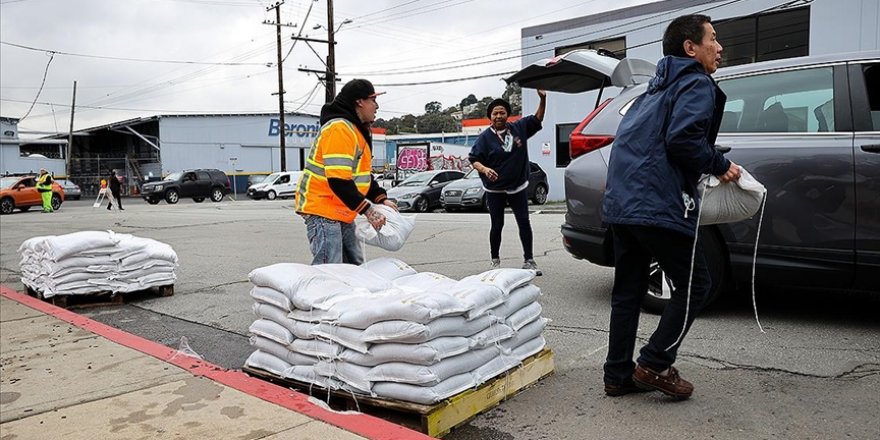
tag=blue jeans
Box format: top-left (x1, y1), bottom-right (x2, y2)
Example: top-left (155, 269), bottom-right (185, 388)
top-left (603, 224), bottom-right (711, 385)
top-left (303, 215), bottom-right (363, 265)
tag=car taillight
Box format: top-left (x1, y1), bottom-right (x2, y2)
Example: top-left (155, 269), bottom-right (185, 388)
top-left (569, 98), bottom-right (614, 159)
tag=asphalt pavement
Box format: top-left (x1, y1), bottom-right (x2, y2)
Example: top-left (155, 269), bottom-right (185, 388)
top-left (1, 197), bottom-right (878, 440)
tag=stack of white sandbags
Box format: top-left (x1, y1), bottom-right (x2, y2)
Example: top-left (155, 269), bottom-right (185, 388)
top-left (18, 230), bottom-right (178, 297)
top-left (244, 257), bottom-right (549, 405)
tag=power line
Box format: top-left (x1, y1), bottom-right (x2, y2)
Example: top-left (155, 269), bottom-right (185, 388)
top-left (0, 41), bottom-right (273, 66)
top-left (373, 71), bottom-right (517, 87)
top-left (18, 52), bottom-right (54, 121)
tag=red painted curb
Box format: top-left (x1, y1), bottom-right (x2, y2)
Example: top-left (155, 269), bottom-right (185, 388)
top-left (1, 285), bottom-right (435, 440)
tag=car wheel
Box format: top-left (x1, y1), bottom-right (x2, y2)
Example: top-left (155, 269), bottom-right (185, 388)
top-left (641, 228), bottom-right (727, 314)
top-left (165, 189), bottom-right (180, 204)
top-left (210, 187), bottom-right (224, 202)
top-left (51, 193), bottom-right (62, 211)
top-left (532, 184), bottom-right (548, 205)
top-left (414, 197), bottom-right (429, 213)
top-left (193, 197), bottom-right (205, 203)
top-left (20, 206), bottom-right (31, 212)
top-left (0, 198), bottom-right (13, 215)
top-left (147, 199), bottom-right (160, 205)
top-left (267, 190), bottom-right (277, 201)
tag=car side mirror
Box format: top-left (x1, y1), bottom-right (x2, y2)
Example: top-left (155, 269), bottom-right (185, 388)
top-left (715, 144), bottom-right (732, 154)
top-left (13, 184), bottom-right (23, 190)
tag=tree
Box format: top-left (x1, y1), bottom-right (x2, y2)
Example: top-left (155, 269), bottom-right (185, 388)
top-left (503, 83), bottom-right (523, 115)
top-left (459, 94), bottom-right (478, 108)
top-left (424, 101), bottom-right (442, 114)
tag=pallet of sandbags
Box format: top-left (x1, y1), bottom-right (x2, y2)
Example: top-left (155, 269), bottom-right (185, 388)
top-left (244, 348), bottom-right (554, 438)
top-left (18, 230), bottom-right (179, 308)
top-left (24, 284), bottom-right (174, 309)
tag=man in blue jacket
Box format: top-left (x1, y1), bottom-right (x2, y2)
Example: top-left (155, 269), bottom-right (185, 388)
top-left (601, 14), bottom-right (741, 400)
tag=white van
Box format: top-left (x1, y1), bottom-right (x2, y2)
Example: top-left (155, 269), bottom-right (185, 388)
top-left (246, 171), bottom-right (302, 200)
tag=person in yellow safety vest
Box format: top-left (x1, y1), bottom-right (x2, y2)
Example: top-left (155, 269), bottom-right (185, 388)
top-left (36, 168), bottom-right (55, 213)
top-left (295, 78), bottom-right (398, 265)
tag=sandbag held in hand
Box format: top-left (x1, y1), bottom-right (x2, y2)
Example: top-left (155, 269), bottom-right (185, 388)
top-left (355, 204), bottom-right (416, 251)
top-left (699, 168), bottom-right (766, 225)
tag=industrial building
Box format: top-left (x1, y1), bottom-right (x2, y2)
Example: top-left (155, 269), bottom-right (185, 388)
top-left (520, 0), bottom-right (880, 201)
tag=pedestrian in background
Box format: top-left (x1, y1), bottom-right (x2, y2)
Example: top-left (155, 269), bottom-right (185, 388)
top-left (295, 78), bottom-right (397, 265)
top-left (107, 169), bottom-right (123, 211)
top-left (36, 168), bottom-right (54, 213)
top-left (468, 89), bottom-right (546, 275)
top-left (601, 14), bottom-right (741, 400)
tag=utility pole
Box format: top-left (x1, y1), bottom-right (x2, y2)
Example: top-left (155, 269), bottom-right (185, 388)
top-left (267, 1), bottom-right (287, 171)
top-left (325, 0), bottom-right (336, 103)
top-left (66, 80), bottom-right (76, 177)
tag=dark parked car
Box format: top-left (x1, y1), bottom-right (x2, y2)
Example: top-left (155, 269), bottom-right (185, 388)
top-left (441, 162), bottom-right (549, 211)
top-left (387, 170), bottom-right (465, 212)
top-left (141, 169), bottom-right (230, 204)
top-left (511, 49), bottom-right (880, 312)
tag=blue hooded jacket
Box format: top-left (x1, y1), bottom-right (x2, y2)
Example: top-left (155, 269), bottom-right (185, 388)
top-left (602, 56), bottom-right (730, 237)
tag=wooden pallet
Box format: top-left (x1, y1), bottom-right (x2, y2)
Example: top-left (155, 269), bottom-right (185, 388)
top-left (24, 284), bottom-right (174, 309)
top-left (244, 348), bottom-right (555, 438)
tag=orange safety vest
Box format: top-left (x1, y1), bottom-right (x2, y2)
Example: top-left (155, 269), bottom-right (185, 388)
top-left (295, 118), bottom-right (372, 223)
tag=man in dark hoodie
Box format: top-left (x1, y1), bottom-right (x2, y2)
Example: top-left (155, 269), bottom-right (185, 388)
top-left (107, 169), bottom-right (123, 211)
top-left (295, 78), bottom-right (397, 265)
top-left (601, 15), bottom-right (741, 399)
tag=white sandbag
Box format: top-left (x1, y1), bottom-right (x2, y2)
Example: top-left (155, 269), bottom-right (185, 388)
top-left (249, 335), bottom-right (319, 366)
top-left (450, 283), bottom-right (506, 320)
top-left (115, 236), bottom-right (179, 263)
top-left (309, 323), bottom-right (370, 354)
top-left (392, 272), bottom-right (458, 292)
top-left (37, 230), bottom-right (124, 261)
top-left (360, 257), bottom-right (417, 281)
top-left (252, 303), bottom-right (315, 339)
top-left (371, 372), bottom-right (477, 405)
top-left (501, 318), bottom-right (549, 353)
top-left (249, 263), bottom-right (372, 310)
top-left (510, 335), bottom-right (546, 361)
top-left (315, 360), bottom-right (373, 394)
top-left (245, 350), bottom-right (292, 376)
top-left (354, 203), bottom-right (416, 251)
top-left (699, 169), bottom-right (766, 225)
top-left (249, 319), bottom-right (295, 346)
top-left (366, 346), bottom-right (500, 386)
top-left (361, 315), bottom-right (495, 343)
top-left (250, 286), bottom-right (292, 311)
top-left (469, 323), bottom-right (515, 349)
top-left (283, 365), bottom-right (343, 390)
top-left (486, 283), bottom-right (542, 321)
top-left (288, 308), bottom-right (335, 323)
top-left (460, 269), bottom-right (536, 295)
top-left (338, 337), bottom-right (471, 367)
top-left (18, 235), bottom-right (53, 253)
top-left (290, 338), bottom-right (343, 359)
top-left (506, 301), bottom-right (543, 331)
top-left (319, 290), bottom-right (469, 329)
top-left (314, 264), bottom-right (393, 292)
top-left (473, 354), bottom-right (520, 386)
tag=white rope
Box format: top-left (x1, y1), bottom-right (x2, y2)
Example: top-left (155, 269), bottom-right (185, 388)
top-left (750, 193), bottom-right (768, 333)
top-left (664, 181), bottom-right (705, 352)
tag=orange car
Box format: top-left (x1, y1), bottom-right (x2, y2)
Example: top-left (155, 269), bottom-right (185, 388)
top-left (0, 175), bottom-right (65, 214)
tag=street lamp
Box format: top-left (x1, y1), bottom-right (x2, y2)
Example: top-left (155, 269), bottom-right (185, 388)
top-left (313, 18), bottom-right (352, 33)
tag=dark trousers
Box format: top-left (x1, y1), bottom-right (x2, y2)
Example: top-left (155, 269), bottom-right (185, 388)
top-left (486, 189), bottom-right (533, 260)
top-left (107, 188), bottom-right (122, 209)
top-left (603, 224), bottom-right (712, 385)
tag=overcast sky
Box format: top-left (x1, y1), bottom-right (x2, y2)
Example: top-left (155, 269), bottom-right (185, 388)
top-left (0, 0), bottom-right (652, 137)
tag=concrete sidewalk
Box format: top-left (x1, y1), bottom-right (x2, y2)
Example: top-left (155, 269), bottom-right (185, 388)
top-left (0, 287), bottom-right (434, 440)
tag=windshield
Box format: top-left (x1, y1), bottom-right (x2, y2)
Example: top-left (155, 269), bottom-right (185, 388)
top-left (263, 173), bottom-right (280, 184)
top-left (465, 169), bottom-right (480, 179)
top-left (164, 172), bottom-right (182, 181)
top-left (1, 177), bottom-right (20, 188)
top-left (400, 173), bottom-right (434, 187)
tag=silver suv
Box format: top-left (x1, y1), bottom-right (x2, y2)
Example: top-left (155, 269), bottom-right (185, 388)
top-left (511, 50), bottom-right (880, 312)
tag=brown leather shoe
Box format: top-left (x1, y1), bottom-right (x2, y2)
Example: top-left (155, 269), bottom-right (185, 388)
top-left (632, 365), bottom-right (694, 400)
top-left (604, 381), bottom-right (653, 397)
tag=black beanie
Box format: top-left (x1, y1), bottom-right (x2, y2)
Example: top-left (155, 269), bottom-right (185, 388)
top-left (486, 98), bottom-right (512, 119)
top-left (337, 79), bottom-right (384, 105)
